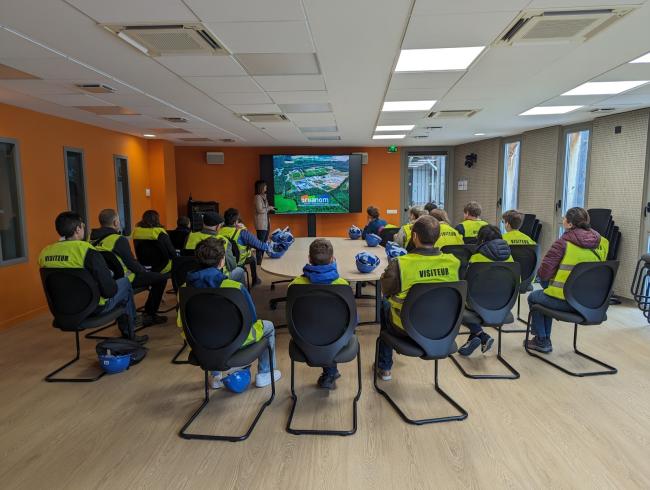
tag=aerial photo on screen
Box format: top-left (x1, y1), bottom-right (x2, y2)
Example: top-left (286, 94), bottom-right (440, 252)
top-left (272, 155), bottom-right (350, 214)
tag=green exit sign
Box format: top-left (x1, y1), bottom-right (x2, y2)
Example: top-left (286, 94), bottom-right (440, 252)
top-left (387, 145), bottom-right (398, 153)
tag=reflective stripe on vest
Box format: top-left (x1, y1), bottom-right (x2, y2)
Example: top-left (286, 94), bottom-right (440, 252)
top-left (132, 226), bottom-right (172, 273)
top-left (544, 237), bottom-right (609, 300)
top-left (218, 226), bottom-right (251, 265)
top-left (503, 229), bottom-right (536, 245)
top-left (434, 223), bottom-right (464, 249)
top-left (461, 219), bottom-right (488, 238)
top-left (93, 233), bottom-right (136, 282)
top-left (38, 240), bottom-right (107, 305)
top-left (176, 278), bottom-right (264, 347)
top-left (388, 253), bottom-right (460, 329)
top-left (469, 253), bottom-right (514, 263)
top-left (289, 276), bottom-right (349, 287)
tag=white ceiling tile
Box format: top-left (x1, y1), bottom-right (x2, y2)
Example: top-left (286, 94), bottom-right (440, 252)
top-left (131, 105), bottom-right (189, 118)
top-left (527, 0), bottom-right (642, 7)
top-left (0, 57), bottom-right (102, 80)
top-left (412, 0), bottom-right (530, 16)
top-left (403, 12), bottom-right (518, 49)
top-left (65, 0), bottom-right (197, 23)
top-left (0, 30), bottom-right (60, 59)
top-left (389, 72), bottom-right (463, 91)
top-left (378, 112), bottom-right (426, 125)
top-left (36, 93), bottom-right (114, 106)
top-left (207, 21), bottom-right (314, 54)
top-left (213, 92), bottom-right (273, 104)
top-left (254, 75), bottom-right (326, 91)
top-left (157, 55), bottom-right (246, 77)
top-left (286, 112), bottom-right (336, 125)
top-left (185, 0), bottom-right (305, 22)
top-left (386, 88), bottom-right (446, 101)
top-left (543, 94), bottom-right (609, 106)
top-left (186, 76), bottom-right (264, 94)
top-left (235, 53), bottom-right (320, 75)
top-left (228, 103), bottom-right (281, 113)
top-left (591, 63), bottom-right (650, 82)
top-left (104, 114), bottom-right (171, 128)
top-left (268, 90), bottom-right (329, 103)
top-left (599, 93), bottom-right (650, 105)
top-left (91, 93), bottom-right (159, 107)
top-left (0, 79), bottom-right (79, 95)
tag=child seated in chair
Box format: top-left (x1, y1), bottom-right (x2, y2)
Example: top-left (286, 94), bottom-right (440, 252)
top-left (458, 225), bottom-right (513, 357)
top-left (288, 238), bottom-right (350, 390)
top-left (179, 238), bottom-right (281, 389)
top-left (502, 209), bottom-right (536, 245)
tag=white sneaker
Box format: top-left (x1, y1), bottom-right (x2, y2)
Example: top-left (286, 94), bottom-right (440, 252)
top-left (210, 371), bottom-right (223, 389)
top-left (255, 369), bottom-right (281, 387)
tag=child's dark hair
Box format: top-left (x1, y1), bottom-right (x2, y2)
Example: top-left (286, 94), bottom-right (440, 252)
top-left (255, 180), bottom-right (267, 195)
top-left (411, 215), bottom-right (440, 246)
top-left (476, 224), bottom-right (502, 245)
top-left (224, 208), bottom-right (239, 226)
top-left (309, 238), bottom-right (334, 265)
top-left (565, 207), bottom-right (591, 230)
top-left (502, 210), bottom-right (523, 230)
top-left (195, 238), bottom-right (225, 267)
top-left (55, 211), bottom-right (84, 238)
top-left (424, 202), bottom-right (437, 213)
top-left (139, 210), bottom-right (161, 228)
top-left (367, 205), bottom-right (380, 220)
top-left (177, 216), bottom-right (191, 228)
top-left (464, 201), bottom-right (482, 218)
top-left (429, 208), bottom-right (450, 224)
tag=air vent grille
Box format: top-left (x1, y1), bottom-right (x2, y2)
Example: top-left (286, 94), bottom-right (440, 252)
top-left (76, 83), bottom-right (115, 94)
top-left (427, 110), bottom-right (478, 119)
top-left (162, 116), bottom-right (188, 123)
top-left (240, 113), bottom-right (288, 123)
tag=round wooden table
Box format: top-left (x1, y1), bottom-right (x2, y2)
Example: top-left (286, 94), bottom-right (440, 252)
top-left (261, 237), bottom-right (386, 323)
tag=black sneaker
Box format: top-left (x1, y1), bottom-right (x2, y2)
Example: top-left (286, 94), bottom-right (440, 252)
top-left (317, 372), bottom-right (341, 390)
top-left (525, 336), bottom-right (552, 353)
top-left (480, 333), bottom-right (494, 353)
top-left (142, 313), bottom-right (167, 327)
top-left (458, 336), bottom-right (481, 356)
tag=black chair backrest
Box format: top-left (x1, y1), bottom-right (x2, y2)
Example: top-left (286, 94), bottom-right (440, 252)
top-left (379, 226), bottom-right (400, 247)
top-left (179, 287), bottom-right (253, 371)
top-left (40, 268), bottom-right (101, 331)
top-left (609, 227), bottom-right (620, 260)
top-left (465, 262), bottom-right (520, 325)
top-left (587, 208), bottom-right (612, 237)
top-left (180, 248), bottom-right (196, 257)
top-left (134, 239), bottom-right (168, 272)
top-left (286, 284), bottom-right (357, 366)
top-left (98, 250), bottom-right (125, 279)
top-left (520, 213), bottom-right (537, 237)
top-left (441, 244), bottom-right (474, 279)
top-left (532, 221), bottom-right (542, 243)
top-left (171, 256), bottom-right (201, 291)
top-left (400, 282), bottom-right (467, 358)
top-left (509, 245), bottom-right (538, 293)
top-left (564, 261), bottom-right (619, 324)
top-left (167, 229), bottom-right (188, 251)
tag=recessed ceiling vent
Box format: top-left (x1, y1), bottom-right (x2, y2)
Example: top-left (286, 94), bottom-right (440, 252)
top-left (76, 83), bottom-right (115, 94)
top-left (590, 107), bottom-right (616, 113)
top-left (162, 116), bottom-right (188, 123)
top-left (427, 110), bottom-right (478, 119)
top-left (240, 113), bottom-right (288, 123)
top-left (104, 24), bottom-right (227, 56)
top-left (220, 138), bottom-right (236, 143)
top-left (496, 8), bottom-right (633, 46)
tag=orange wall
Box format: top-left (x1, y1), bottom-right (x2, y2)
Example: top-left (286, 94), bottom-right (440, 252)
top-left (174, 147), bottom-right (402, 237)
top-left (148, 140), bottom-right (178, 227)
top-left (0, 102), bottom-right (173, 329)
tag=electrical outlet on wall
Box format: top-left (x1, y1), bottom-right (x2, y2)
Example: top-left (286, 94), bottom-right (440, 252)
top-left (145, 188), bottom-right (151, 197)
top-left (386, 209), bottom-right (398, 214)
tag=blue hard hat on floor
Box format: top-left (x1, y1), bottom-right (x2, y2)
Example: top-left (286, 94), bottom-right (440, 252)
top-left (222, 366), bottom-right (251, 393)
top-left (98, 353), bottom-right (131, 374)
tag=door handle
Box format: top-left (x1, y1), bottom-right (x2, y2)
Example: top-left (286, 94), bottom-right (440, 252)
top-left (645, 202), bottom-right (650, 217)
top-left (496, 197), bottom-right (502, 208)
top-left (556, 199), bottom-right (562, 211)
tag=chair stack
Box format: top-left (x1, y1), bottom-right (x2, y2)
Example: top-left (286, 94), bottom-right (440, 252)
top-left (588, 208), bottom-right (622, 260)
top-left (520, 213), bottom-right (542, 243)
top-left (631, 254), bottom-right (650, 323)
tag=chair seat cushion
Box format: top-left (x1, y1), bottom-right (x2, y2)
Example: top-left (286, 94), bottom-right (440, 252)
top-left (188, 337), bottom-right (270, 370)
top-left (463, 309), bottom-right (514, 327)
top-left (56, 306), bottom-right (126, 331)
top-left (380, 330), bottom-right (458, 360)
top-left (289, 336), bottom-right (359, 366)
top-left (529, 305), bottom-right (588, 324)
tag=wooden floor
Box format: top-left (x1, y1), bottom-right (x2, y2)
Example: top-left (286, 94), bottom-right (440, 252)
top-left (2, 271), bottom-right (650, 489)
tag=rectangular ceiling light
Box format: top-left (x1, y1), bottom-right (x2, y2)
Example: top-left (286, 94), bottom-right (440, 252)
top-left (376, 125), bottom-right (415, 131)
top-left (520, 106), bottom-right (583, 116)
top-left (395, 47), bottom-right (485, 72)
top-left (382, 100), bottom-right (435, 112)
top-left (562, 81), bottom-right (649, 96)
top-left (630, 52), bottom-right (650, 63)
top-left (372, 134), bottom-right (406, 139)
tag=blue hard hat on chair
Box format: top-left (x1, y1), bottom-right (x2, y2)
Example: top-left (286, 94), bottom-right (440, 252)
top-left (356, 251), bottom-right (380, 273)
top-left (222, 366), bottom-right (251, 393)
top-left (387, 245), bottom-right (407, 259)
top-left (365, 233), bottom-right (381, 247)
top-left (349, 225), bottom-right (362, 240)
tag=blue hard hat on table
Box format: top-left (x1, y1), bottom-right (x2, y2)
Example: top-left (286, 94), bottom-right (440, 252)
top-left (356, 251), bottom-right (380, 273)
top-left (365, 233), bottom-right (381, 247)
top-left (349, 225), bottom-right (362, 240)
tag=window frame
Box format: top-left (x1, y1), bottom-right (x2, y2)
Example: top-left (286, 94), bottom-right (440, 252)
top-left (497, 136), bottom-right (522, 223)
top-left (559, 124), bottom-right (593, 214)
top-left (63, 146), bottom-right (88, 225)
top-left (113, 154), bottom-right (132, 236)
top-left (0, 137), bottom-right (28, 267)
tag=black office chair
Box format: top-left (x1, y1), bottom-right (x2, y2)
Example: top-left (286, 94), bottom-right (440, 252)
top-left (168, 229), bottom-right (189, 251)
top-left (374, 282), bottom-right (468, 425)
top-left (532, 221), bottom-right (542, 243)
top-left (631, 254), bottom-right (650, 322)
top-left (463, 236), bottom-right (478, 245)
top-left (507, 245), bottom-right (539, 332)
top-left (379, 226), bottom-right (400, 246)
top-left (177, 287), bottom-right (275, 441)
top-left (441, 244), bottom-right (474, 279)
top-left (524, 261), bottom-right (619, 377)
top-left (520, 214), bottom-right (537, 238)
top-left (450, 262), bottom-right (521, 380)
top-left (285, 284), bottom-right (361, 436)
top-left (134, 239), bottom-right (171, 273)
top-left (40, 268), bottom-right (126, 382)
top-left (170, 256), bottom-right (200, 365)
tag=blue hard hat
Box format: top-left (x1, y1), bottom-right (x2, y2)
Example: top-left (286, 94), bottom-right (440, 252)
top-left (98, 353), bottom-right (131, 374)
top-left (356, 251), bottom-right (380, 273)
top-left (387, 245), bottom-right (407, 259)
top-left (271, 228), bottom-right (294, 246)
top-left (365, 233), bottom-right (381, 247)
top-left (349, 225), bottom-right (362, 240)
top-left (385, 241), bottom-right (398, 252)
top-left (266, 241), bottom-right (287, 259)
top-left (222, 366), bottom-right (251, 393)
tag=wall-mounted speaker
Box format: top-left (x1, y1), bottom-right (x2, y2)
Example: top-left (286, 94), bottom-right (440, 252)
top-left (352, 152), bottom-right (368, 165)
top-left (206, 152), bottom-right (225, 165)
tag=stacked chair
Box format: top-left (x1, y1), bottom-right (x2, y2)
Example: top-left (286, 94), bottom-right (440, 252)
top-left (631, 254), bottom-right (650, 323)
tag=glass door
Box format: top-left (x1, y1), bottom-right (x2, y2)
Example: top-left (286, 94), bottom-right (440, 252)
top-left (557, 128), bottom-right (591, 236)
top-left (402, 151), bottom-right (447, 222)
top-left (499, 139), bottom-right (521, 230)
top-left (64, 148), bottom-right (87, 224)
